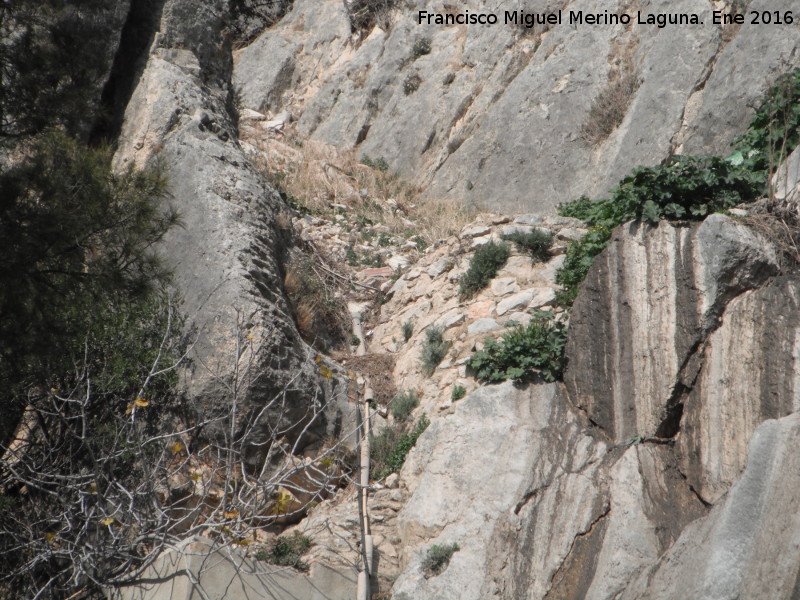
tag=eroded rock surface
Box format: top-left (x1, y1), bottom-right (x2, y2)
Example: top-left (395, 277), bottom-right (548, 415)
top-left (114, 0), bottom-right (353, 454)
top-left (564, 214), bottom-right (779, 443)
top-left (233, 0), bottom-right (800, 212)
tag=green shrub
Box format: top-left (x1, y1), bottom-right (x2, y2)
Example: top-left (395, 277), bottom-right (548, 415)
top-left (459, 241), bottom-right (510, 299)
top-left (420, 326), bottom-right (449, 376)
top-left (392, 390), bottom-right (419, 422)
top-left (554, 155), bottom-right (763, 306)
top-left (402, 320), bottom-right (414, 342)
top-left (361, 154), bottom-right (390, 172)
top-left (501, 229), bottom-right (553, 262)
top-left (730, 68), bottom-right (800, 187)
top-left (421, 543), bottom-right (460, 577)
top-left (411, 37), bottom-right (432, 60)
top-left (371, 415), bottom-right (430, 480)
top-left (554, 224), bottom-right (613, 306)
top-left (256, 534), bottom-right (313, 571)
top-left (467, 312), bottom-right (567, 383)
top-left (451, 385), bottom-right (467, 401)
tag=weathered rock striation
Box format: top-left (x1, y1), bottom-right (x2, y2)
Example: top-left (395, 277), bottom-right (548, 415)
top-left (564, 214), bottom-right (780, 444)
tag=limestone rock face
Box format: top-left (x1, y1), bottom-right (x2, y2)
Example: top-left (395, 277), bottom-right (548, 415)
top-left (622, 413), bottom-right (800, 600)
top-left (232, 0), bottom-right (800, 212)
top-left (679, 277), bottom-right (800, 504)
top-left (113, 1), bottom-right (351, 453)
top-left (389, 382), bottom-right (707, 600)
top-left (564, 215), bottom-right (779, 443)
top-left (391, 382), bottom-right (610, 600)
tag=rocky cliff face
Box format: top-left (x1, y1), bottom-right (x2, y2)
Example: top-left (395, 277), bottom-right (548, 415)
top-left (105, 1), bottom-right (800, 598)
top-left (112, 0), bottom-right (353, 458)
top-left (233, 0), bottom-right (800, 213)
top-left (373, 212), bottom-right (800, 600)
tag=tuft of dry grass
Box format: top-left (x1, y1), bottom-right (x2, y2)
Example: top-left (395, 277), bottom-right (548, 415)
top-left (283, 255), bottom-right (350, 350)
top-left (743, 204), bottom-right (800, 269)
top-left (580, 64), bottom-right (640, 146)
top-left (248, 135), bottom-right (475, 245)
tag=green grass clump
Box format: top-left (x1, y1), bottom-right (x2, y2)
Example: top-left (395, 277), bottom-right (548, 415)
top-left (501, 228), bottom-right (553, 262)
top-left (421, 543), bottom-right (460, 577)
top-left (361, 154), bottom-right (390, 172)
top-left (401, 320), bottom-right (414, 342)
top-left (256, 534), bottom-right (313, 571)
top-left (392, 390), bottom-right (419, 422)
top-left (371, 415), bottom-right (430, 480)
top-left (467, 312), bottom-right (567, 383)
top-left (459, 241), bottom-right (510, 299)
top-left (420, 326), bottom-right (449, 376)
top-left (450, 385), bottom-right (466, 401)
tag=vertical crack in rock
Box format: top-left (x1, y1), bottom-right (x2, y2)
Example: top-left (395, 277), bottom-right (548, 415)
top-left (544, 504), bottom-right (612, 600)
top-left (669, 34), bottom-right (723, 154)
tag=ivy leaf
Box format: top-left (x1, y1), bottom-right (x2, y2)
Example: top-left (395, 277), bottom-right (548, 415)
top-left (664, 203), bottom-right (686, 218)
top-left (641, 200), bottom-right (661, 223)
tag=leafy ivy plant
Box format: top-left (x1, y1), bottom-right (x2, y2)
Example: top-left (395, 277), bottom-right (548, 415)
top-left (556, 156), bottom-right (764, 306)
top-left (554, 68), bottom-right (800, 308)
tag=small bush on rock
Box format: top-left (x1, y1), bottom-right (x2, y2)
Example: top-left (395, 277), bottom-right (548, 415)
top-left (392, 390), bottom-right (419, 422)
top-left (467, 312), bottom-right (567, 383)
top-left (422, 543), bottom-right (460, 577)
top-left (256, 534), bottom-right (313, 571)
top-left (411, 37), bottom-right (432, 60)
top-left (501, 229), bottom-right (553, 262)
top-left (371, 415), bottom-right (430, 480)
top-left (420, 326), bottom-right (449, 376)
top-left (401, 320), bottom-right (414, 342)
top-left (459, 241), bottom-right (510, 299)
top-left (403, 73), bottom-right (423, 95)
